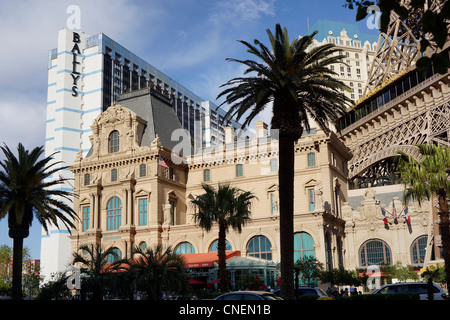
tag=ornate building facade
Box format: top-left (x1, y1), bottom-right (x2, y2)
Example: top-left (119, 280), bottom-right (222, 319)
top-left (69, 91), bottom-right (352, 286)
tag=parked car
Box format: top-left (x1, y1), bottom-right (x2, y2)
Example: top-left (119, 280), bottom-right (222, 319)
top-left (273, 287), bottom-right (328, 298)
top-left (371, 282), bottom-right (448, 300)
top-left (213, 291), bottom-right (283, 300)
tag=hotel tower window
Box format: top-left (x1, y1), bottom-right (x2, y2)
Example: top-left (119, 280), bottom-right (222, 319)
top-left (107, 197), bottom-right (122, 230)
top-left (109, 130), bottom-right (119, 153)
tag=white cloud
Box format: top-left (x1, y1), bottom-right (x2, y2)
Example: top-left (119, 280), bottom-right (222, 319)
top-left (0, 98), bottom-right (46, 150)
top-left (210, 0), bottom-right (275, 26)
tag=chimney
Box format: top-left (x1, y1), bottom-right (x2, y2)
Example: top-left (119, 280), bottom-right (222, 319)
top-left (225, 126), bottom-right (235, 144)
top-left (256, 121), bottom-right (268, 138)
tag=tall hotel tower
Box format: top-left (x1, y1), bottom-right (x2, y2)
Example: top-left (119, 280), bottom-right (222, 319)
top-left (42, 28), bottom-right (241, 281)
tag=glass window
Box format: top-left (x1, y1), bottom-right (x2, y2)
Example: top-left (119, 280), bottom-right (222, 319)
top-left (293, 232), bottom-right (315, 262)
top-left (109, 130), bottom-right (119, 153)
top-left (308, 189), bottom-right (315, 211)
top-left (139, 242), bottom-right (147, 251)
top-left (360, 239), bottom-right (392, 267)
top-left (107, 197), bottom-right (122, 230)
top-left (270, 158), bottom-right (278, 172)
top-left (139, 164), bottom-right (146, 177)
top-left (203, 169), bottom-right (210, 182)
top-left (270, 192), bottom-right (279, 214)
top-left (175, 242), bottom-right (195, 254)
top-left (236, 164), bottom-right (243, 177)
top-left (337, 238), bottom-right (344, 268)
top-left (325, 234), bottom-right (333, 271)
top-left (307, 153), bottom-right (316, 166)
top-left (107, 248), bottom-right (122, 263)
top-left (84, 173), bottom-right (90, 186)
top-left (138, 198), bottom-right (147, 226)
top-left (111, 169), bottom-right (118, 182)
top-left (209, 240), bottom-right (232, 252)
top-left (247, 236), bottom-right (272, 260)
top-left (169, 200), bottom-right (176, 225)
top-left (82, 206), bottom-right (90, 232)
top-left (411, 235), bottom-right (428, 264)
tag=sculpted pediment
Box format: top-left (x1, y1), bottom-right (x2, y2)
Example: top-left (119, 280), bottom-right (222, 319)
top-left (89, 104), bottom-right (147, 157)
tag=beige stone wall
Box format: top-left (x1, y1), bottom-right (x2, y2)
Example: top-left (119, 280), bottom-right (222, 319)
top-left (70, 104), bottom-right (352, 271)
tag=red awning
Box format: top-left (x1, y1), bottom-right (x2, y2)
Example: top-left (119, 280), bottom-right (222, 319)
top-left (188, 278), bottom-right (205, 285)
top-left (182, 251), bottom-right (241, 268)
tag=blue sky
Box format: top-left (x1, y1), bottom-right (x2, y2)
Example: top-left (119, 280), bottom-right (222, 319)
top-left (0, 0), bottom-right (378, 259)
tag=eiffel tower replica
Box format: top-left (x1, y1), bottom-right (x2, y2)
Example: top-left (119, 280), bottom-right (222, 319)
top-left (338, 0), bottom-right (450, 267)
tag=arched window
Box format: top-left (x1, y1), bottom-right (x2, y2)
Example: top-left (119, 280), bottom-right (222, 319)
top-left (209, 240), bottom-right (232, 252)
top-left (107, 247), bottom-right (122, 263)
top-left (107, 197), bottom-right (122, 230)
top-left (139, 242), bottom-right (147, 251)
top-left (294, 232), bottom-right (315, 262)
top-left (359, 239), bottom-right (392, 267)
top-left (247, 236), bottom-right (272, 260)
top-left (175, 242), bottom-right (195, 254)
top-left (411, 235), bottom-right (428, 265)
top-left (109, 130), bottom-right (120, 153)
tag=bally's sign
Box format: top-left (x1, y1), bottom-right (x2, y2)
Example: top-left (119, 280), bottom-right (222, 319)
top-left (71, 32), bottom-right (82, 97)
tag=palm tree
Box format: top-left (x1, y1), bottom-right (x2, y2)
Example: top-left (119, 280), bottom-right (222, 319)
top-left (216, 24), bottom-right (351, 299)
top-left (72, 243), bottom-right (119, 300)
top-left (191, 183), bottom-right (256, 292)
top-left (118, 244), bottom-right (188, 300)
top-left (0, 143), bottom-right (77, 299)
top-left (397, 143), bottom-right (450, 291)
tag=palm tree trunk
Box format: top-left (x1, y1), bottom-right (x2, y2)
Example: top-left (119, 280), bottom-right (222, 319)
top-left (8, 212), bottom-right (29, 300)
top-left (279, 134), bottom-right (295, 300)
top-left (11, 236), bottom-right (24, 300)
top-left (437, 189), bottom-right (450, 291)
top-left (217, 224), bottom-right (229, 292)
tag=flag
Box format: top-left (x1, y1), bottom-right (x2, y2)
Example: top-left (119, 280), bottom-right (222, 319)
top-left (381, 207), bottom-right (388, 225)
top-left (392, 201), bottom-right (397, 220)
top-left (404, 206), bottom-right (411, 224)
top-left (58, 174), bottom-right (65, 184)
top-left (159, 156), bottom-right (169, 168)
